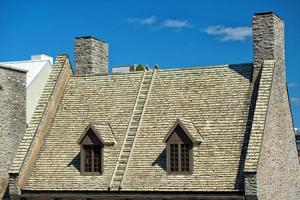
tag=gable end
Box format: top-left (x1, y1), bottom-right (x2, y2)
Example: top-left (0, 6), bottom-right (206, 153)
top-left (78, 123), bottom-right (116, 146)
top-left (163, 118), bottom-right (202, 145)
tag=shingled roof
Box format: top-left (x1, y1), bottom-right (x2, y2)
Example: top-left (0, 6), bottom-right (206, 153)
top-left (21, 61), bottom-right (255, 192)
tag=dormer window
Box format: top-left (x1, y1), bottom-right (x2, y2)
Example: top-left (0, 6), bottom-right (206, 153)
top-left (166, 126), bottom-right (193, 174)
top-left (78, 123), bottom-right (116, 175)
top-left (170, 143), bottom-right (191, 172)
top-left (163, 118), bottom-right (202, 174)
top-left (83, 144), bottom-right (102, 174)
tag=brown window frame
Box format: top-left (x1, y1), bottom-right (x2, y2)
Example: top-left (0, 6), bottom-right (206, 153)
top-left (166, 126), bottom-right (193, 175)
top-left (79, 129), bottom-right (104, 176)
top-left (81, 144), bottom-right (103, 175)
top-left (167, 143), bottom-right (193, 174)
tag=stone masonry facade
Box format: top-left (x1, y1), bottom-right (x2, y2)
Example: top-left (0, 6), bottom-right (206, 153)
top-left (253, 13), bottom-right (300, 200)
top-left (0, 66), bottom-right (26, 198)
top-left (75, 36), bottom-right (109, 75)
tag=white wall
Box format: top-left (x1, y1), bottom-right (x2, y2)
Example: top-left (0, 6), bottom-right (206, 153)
top-left (26, 61), bottom-right (52, 124)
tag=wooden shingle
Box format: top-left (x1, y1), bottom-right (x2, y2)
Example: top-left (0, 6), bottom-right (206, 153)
top-left (23, 63), bottom-right (255, 192)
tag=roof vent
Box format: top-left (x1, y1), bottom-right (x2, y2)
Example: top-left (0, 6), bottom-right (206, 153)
top-left (31, 54), bottom-right (53, 65)
top-left (112, 64), bottom-right (137, 73)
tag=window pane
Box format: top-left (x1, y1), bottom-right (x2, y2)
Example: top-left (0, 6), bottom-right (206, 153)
top-left (181, 144), bottom-right (190, 172)
top-left (93, 146), bottom-right (101, 172)
top-left (170, 144), bottom-right (179, 172)
top-left (84, 146), bottom-right (92, 172)
top-left (84, 145), bottom-right (101, 173)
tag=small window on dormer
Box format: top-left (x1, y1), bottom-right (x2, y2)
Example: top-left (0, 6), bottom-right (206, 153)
top-left (170, 143), bottom-right (191, 172)
top-left (79, 128), bottom-right (103, 175)
top-left (163, 118), bottom-right (203, 175)
top-left (83, 144), bottom-right (102, 173)
top-left (166, 126), bottom-right (193, 174)
top-left (78, 123), bottom-right (116, 175)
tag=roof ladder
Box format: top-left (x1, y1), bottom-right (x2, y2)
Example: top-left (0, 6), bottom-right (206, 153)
top-left (109, 68), bottom-right (155, 190)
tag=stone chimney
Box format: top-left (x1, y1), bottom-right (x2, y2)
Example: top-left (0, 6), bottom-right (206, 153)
top-left (253, 12), bottom-right (285, 79)
top-left (75, 36), bottom-right (109, 75)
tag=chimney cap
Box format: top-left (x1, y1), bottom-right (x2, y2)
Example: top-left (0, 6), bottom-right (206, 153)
top-left (75, 36), bottom-right (107, 43)
top-left (254, 11), bottom-right (282, 20)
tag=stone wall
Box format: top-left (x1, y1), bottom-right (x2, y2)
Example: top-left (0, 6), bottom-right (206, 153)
top-left (252, 12), bottom-right (300, 200)
top-left (258, 62), bottom-right (300, 200)
top-left (75, 36), bottom-right (109, 75)
top-left (26, 60), bottom-right (52, 124)
top-left (0, 66), bottom-right (26, 198)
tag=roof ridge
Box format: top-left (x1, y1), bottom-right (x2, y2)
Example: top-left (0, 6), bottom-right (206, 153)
top-left (0, 60), bottom-right (51, 64)
top-left (70, 63), bottom-right (253, 78)
top-left (159, 62), bottom-right (253, 72)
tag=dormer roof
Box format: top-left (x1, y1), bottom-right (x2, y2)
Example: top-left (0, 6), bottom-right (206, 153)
top-left (77, 122), bottom-right (116, 146)
top-left (163, 118), bottom-right (203, 144)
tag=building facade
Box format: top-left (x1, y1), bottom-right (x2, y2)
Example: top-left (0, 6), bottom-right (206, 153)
top-left (0, 64), bottom-right (26, 198)
top-left (0, 54), bottom-right (53, 124)
top-left (3, 12), bottom-right (300, 200)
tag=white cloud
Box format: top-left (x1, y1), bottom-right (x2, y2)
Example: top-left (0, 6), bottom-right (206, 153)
top-left (125, 16), bottom-right (157, 25)
top-left (291, 97), bottom-right (300, 105)
top-left (161, 19), bottom-right (193, 29)
top-left (125, 17), bottom-right (192, 30)
top-left (204, 25), bottom-right (252, 41)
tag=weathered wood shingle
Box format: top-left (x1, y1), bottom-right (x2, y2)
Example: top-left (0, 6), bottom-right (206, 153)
top-left (23, 63), bottom-right (255, 192)
top-left (123, 64), bottom-right (253, 192)
top-left (24, 72), bottom-right (143, 190)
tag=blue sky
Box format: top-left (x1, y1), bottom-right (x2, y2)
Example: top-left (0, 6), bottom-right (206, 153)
top-left (0, 0), bottom-right (299, 127)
